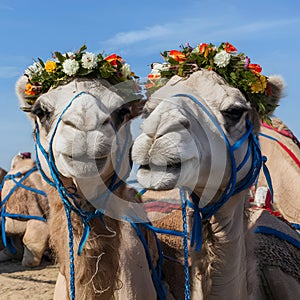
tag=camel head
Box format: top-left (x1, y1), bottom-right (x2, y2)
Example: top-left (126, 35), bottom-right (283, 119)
top-left (16, 46), bottom-right (142, 202)
top-left (132, 43), bottom-right (284, 206)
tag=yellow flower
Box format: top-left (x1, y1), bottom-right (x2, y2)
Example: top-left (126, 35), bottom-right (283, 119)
top-left (250, 74), bottom-right (267, 93)
top-left (45, 60), bottom-right (57, 73)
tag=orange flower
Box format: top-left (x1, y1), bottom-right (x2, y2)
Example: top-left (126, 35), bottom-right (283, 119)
top-left (45, 60), bottom-right (57, 73)
top-left (105, 54), bottom-right (122, 66)
top-left (25, 83), bottom-right (35, 96)
top-left (249, 63), bottom-right (262, 73)
top-left (199, 43), bottom-right (208, 54)
top-left (224, 42), bottom-right (237, 53)
top-left (147, 73), bottom-right (161, 80)
top-left (198, 43), bottom-right (213, 58)
top-left (169, 50), bottom-right (186, 62)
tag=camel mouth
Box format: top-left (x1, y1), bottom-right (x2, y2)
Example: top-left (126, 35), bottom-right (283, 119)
top-left (139, 162), bottom-right (182, 172)
top-left (136, 160), bottom-right (189, 190)
top-left (58, 154), bottom-right (109, 178)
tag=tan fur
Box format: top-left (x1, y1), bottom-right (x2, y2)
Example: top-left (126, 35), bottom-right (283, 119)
top-left (47, 184), bottom-right (121, 299)
top-left (258, 118), bottom-right (300, 224)
top-left (0, 155), bottom-right (49, 266)
top-left (132, 69), bottom-right (300, 299)
top-left (0, 167), bottom-right (7, 183)
top-left (15, 75), bottom-right (157, 299)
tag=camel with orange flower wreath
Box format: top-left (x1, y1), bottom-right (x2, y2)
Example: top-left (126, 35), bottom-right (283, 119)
top-left (133, 42), bottom-right (300, 299)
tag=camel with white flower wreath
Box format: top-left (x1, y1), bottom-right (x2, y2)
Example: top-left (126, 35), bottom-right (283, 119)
top-left (0, 152), bottom-right (49, 267)
top-left (15, 46), bottom-right (161, 300)
top-left (132, 42), bottom-right (300, 299)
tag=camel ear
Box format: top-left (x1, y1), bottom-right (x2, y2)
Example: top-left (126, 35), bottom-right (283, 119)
top-left (266, 75), bottom-right (285, 115)
top-left (15, 75), bottom-right (35, 121)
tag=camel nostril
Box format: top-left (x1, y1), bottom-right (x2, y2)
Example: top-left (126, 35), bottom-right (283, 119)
top-left (101, 117), bottom-right (110, 126)
top-left (64, 120), bottom-right (77, 129)
top-left (179, 118), bottom-right (190, 130)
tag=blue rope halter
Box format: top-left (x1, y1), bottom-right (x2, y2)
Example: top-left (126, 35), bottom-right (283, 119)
top-left (173, 93), bottom-right (263, 250)
top-left (0, 166), bottom-right (47, 254)
top-left (153, 93), bottom-right (263, 300)
top-left (34, 91), bottom-right (166, 300)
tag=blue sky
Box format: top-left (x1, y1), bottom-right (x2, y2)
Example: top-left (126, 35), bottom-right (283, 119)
top-left (0, 0), bottom-right (299, 170)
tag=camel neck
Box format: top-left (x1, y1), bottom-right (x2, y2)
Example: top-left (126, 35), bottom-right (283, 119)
top-left (191, 191), bottom-right (251, 299)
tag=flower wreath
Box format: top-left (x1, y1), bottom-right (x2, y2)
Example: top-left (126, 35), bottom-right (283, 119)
top-left (23, 45), bottom-right (139, 106)
top-left (146, 42), bottom-right (276, 120)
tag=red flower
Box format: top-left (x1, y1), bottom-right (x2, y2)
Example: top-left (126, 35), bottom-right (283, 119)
top-left (105, 54), bottom-right (122, 66)
top-left (224, 42), bottom-right (237, 53)
top-left (169, 50), bottom-right (186, 62)
top-left (249, 63), bottom-right (262, 73)
top-left (147, 73), bottom-right (161, 80)
top-left (199, 43), bottom-right (208, 54)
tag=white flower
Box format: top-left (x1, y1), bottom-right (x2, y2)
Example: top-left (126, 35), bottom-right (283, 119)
top-left (121, 63), bottom-right (132, 78)
top-left (25, 62), bottom-right (43, 77)
top-left (213, 50), bottom-right (231, 68)
top-left (152, 62), bottom-right (170, 72)
top-left (62, 59), bottom-right (80, 76)
top-left (81, 52), bottom-right (98, 69)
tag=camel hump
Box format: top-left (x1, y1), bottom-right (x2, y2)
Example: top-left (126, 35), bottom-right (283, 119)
top-left (271, 117), bottom-right (292, 133)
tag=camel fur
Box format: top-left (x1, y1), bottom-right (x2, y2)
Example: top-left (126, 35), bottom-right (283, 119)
top-left (16, 75), bottom-right (159, 300)
top-left (132, 69), bottom-right (300, 299)
top-left (0, 153), bottom-right (49, 267)
top-left (256, 118), bottom-right (300, 225)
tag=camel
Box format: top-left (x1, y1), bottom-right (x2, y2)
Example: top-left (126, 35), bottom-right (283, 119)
top-left (0, 166), bottom-right (7, 250)
top-left (0, 152), bottom-right (49, 267)
top-left (0, 167), bottom-right (7, 183)
top-left (15, 46), bottom-right (161, 300)
top-left (255, 118), bottom-right (300, 226)
top-left (132, 44), bottom-right (300, 299)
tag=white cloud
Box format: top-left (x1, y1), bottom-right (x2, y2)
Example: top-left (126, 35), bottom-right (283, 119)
top-left (102, 17), bottom-right (300, 51)
top-left (214, 18), bottom-right (300, 38)
top-left (103, 25), bottom-right (172, 46)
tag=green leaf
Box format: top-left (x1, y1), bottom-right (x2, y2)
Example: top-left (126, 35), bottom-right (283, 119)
top-left (77, 68), bottom-right (94, 76)
top-left (54, 52), bottom-right (65, 64)
top-left (38, 58), bottom-right (45, 68)
top-left (78, 44), bottom-right (87, 53)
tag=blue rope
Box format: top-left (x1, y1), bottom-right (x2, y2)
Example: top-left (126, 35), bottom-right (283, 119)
top-left (124, 216), bottom-right (167, 300)
top-left (0, 166), bottom-right (48, 253)
top-left (291, 223), bottom-right (300, 231)
top-left (261, 156), bottom-right (274, 202)
top-left (179, 187), bottom-right (191, 300)
top-left (33, 91), bottom-right (166, 300)
top-left (172, 94), bottom-right (262, 248)
top-left (156, 94), bottom-right (263, 298)
top-left (254, 226), bottom-right (300, 250)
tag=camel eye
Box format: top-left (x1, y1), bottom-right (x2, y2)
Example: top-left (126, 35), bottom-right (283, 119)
top-left (117, 106), bottom-right (131, 121)
top-left (31, 103), bottom-right (51, 123)
top-left (221, 106), bottom-right (248, 122)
